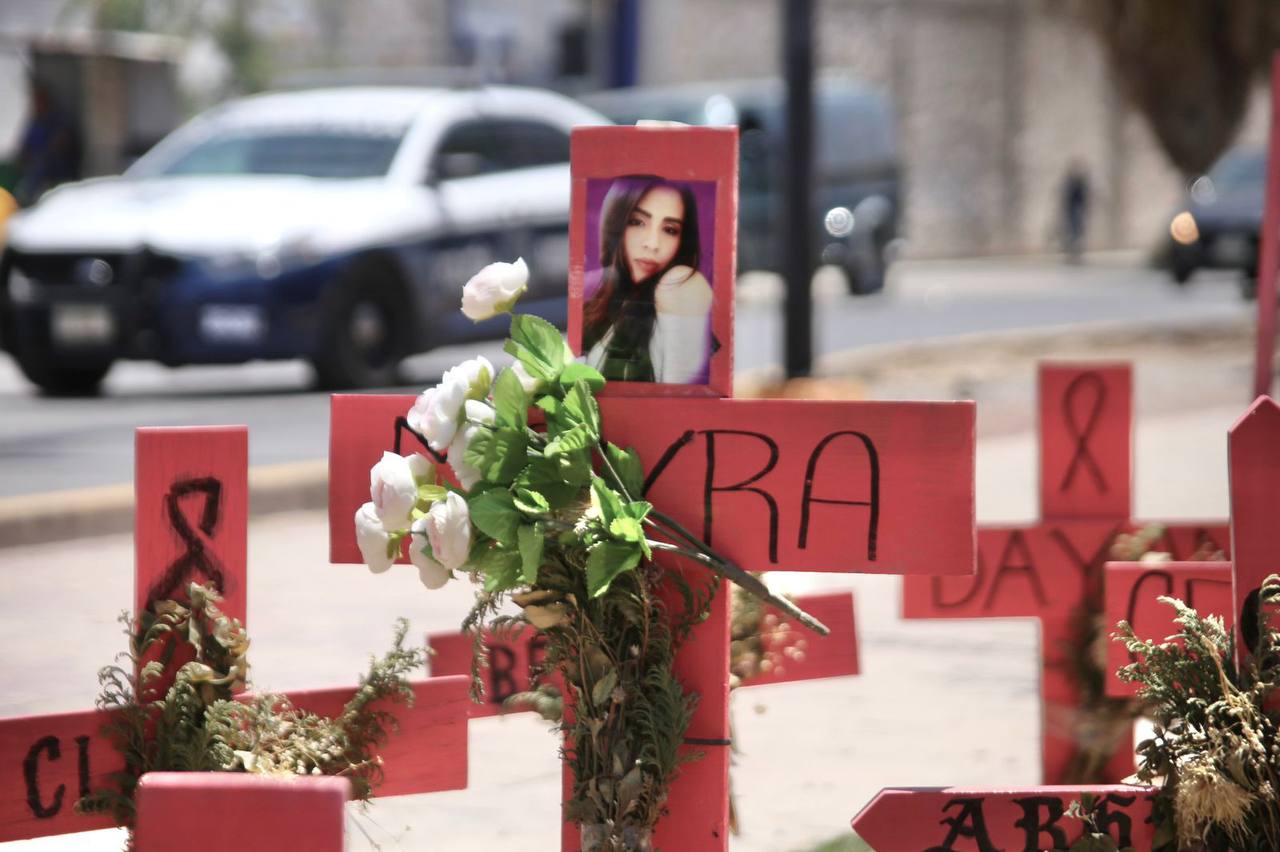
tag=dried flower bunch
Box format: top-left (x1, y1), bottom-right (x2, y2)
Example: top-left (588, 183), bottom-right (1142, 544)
top-left (356, 259), bottom-right (826, 850)
top-left (1114, 574), bottom-right (1280, 851)
top-left (78, 583), bottom-right (424, 843)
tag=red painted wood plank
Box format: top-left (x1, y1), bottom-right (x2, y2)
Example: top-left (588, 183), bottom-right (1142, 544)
top-left (278, 676), bottom-right (470, 796)
top-left (429, 591), bottom-right (858, 717)
top-left (904, 521), bottom-right (1119, 621)
top-left (561, 564), bottom-right (731, 852)
top-left (330, 395), bottom-right (977, 577)
top-left (0, 709), bottom-right (119, 842)
top-left (1103, 561), bottom-right (1233, 698)
top-left (568, 125), bottom-right (738, 399)
top-left (134, 773), bottom-right (348, 852)
top-left (905, 521), bottom-right (1228, 622)
top-left (1039, 363), bottom-right (1132, 521)
top-left (851, 785), bottom-right (1157, 851)
top-left (1253, 55), bottom-right (1280, 398)
top-left (1229, 396), bottom-right (1280, 667)
top-left (738, 591), bottom-right (859, 687)
top-left (0, 674), bottom-right (469, 843)
top-left (134, 427), bottom-right (248, 624)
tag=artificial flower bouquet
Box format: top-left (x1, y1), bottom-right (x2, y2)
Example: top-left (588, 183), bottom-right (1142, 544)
top-left (355, 258), bottom-right (825, 850)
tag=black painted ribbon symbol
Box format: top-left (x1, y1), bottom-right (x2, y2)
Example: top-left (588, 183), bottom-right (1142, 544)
top-left (146, 477), bottom-right (226, 607)
top-left (393, 415), bottom-right (446, 463)
top-left (1059, 372), bottom-right (1109, 495)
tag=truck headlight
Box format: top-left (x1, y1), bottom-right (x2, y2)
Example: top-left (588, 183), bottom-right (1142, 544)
top-left (198, 235), bottom-right (321, 282)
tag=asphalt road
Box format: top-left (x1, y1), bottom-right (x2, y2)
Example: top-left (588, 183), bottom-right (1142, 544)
top-left (0, 257), bottom-right (1251, 498)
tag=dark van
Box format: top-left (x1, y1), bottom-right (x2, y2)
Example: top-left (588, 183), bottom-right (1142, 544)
top-left (580, 77), bottom-right (901, 294)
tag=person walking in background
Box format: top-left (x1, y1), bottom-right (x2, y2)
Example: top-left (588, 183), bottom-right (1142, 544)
top-left (14, 78), bottom-right (80, 207)
top-left (1061, 159), bottom-right (1090, 263)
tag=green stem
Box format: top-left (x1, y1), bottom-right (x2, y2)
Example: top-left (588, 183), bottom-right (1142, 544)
top-left (645, 540), bottom-right (829, 636)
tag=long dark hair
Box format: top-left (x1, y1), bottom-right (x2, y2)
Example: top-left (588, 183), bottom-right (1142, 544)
top-left (581, 175), bottom-right (701, 355)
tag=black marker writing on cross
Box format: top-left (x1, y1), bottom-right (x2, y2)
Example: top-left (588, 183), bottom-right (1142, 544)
top-left (1059, 371), bottom-right (1109, 495)
top-left (145, 477), bottom-right (226, 608)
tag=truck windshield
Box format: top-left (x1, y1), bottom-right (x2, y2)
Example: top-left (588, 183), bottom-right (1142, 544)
top-left (144, 129), bottom-right (404, 179)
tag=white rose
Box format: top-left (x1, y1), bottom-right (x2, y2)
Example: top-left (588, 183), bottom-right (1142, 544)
top-left (406, 357), bottom-right (494, 452)
top-left (407, 523), bottom-right (450, 589)
top-left (461, 258), bottom-right (529, 321)
top-left (369, 451), bottom-right (431, 530)
top-left (355, 502), bottom-right (395, 574)
top-left (421, 491), bottom-right (472, 572)
top-left (448, 400), bottom-right (497, 490)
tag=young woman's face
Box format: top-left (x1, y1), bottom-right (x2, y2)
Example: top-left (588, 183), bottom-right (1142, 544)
top-left (622, 185), bottom-right (685, 283)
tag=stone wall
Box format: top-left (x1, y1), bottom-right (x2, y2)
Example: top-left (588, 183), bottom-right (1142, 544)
top-left (634, 0), bottom-right (1268, 258)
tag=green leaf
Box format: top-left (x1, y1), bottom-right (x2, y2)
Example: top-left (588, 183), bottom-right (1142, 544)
top-left (559, 362), bottom-right (605, 393)
top-left (591, 476), bottom-right (625, 528)
top-left (417, 483), bottom-right (448, 505)
top-left (558, 449), bottom-right (593, 487)
top-left (468, 489), bottom-right (520, 546)
top-left (503, 338), bottom-right (554, 382)
top-left (492, 368), bottom-right (528, 430)
top-left (516, 459), bottom-right (581, 509)
top-left (510, 314), bottom-right (566, 378)
top-left (562, 380), bottom-right (600, 437)
top-left (586, 541), bottom-right (643, 598)
top-left (590, 668), bottom-right (618, 708)
top-left (473, 546), bottom-right (523, 593)
top-left (609, 516), bottom-right (644, 543)
top-left (546, 423), bottom-right (593, 456)
top-left (535, 394), bottom-right (563, 418)
top-left (463, 427), bottom-right (495, 469)
top-left (605, 443), bottom-right (645, 498)
top-left (483, 428), bottom-right (528, 485)
top-left (513, 488), bottom-right (550, 516)
top-left (517, 522), bottom-right (544, 585)
top-left (621, 500), bottom-right (652, 522)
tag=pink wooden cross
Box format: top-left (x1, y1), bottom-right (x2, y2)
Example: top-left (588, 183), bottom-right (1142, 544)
top-left (329, 390), bottom-right (975, 850)
top-left (903, 363), bottom-right (1229, 783)
top-left (0, 427), bottom-right (470, 843)
top-left (851, 785), bottom-right (1157, 851)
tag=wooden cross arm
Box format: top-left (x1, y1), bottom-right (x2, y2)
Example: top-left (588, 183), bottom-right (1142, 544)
top-left (852, 785), bottom-right (1158, 851)
top-left (0, 675), bottom-right (470, 842)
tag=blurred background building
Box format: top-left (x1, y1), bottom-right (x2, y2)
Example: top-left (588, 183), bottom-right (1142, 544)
top-left (1, 0), bottom-right (1271, 258)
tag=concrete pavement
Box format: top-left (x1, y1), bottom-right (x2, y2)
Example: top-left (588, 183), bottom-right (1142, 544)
top-left (0, 316), bottom-right (1256, 850)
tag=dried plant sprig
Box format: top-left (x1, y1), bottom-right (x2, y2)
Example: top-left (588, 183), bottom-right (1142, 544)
top-left (1112, 574), bottom-right (1280, 851)
top-left (77, 583), bottom-right (425, 842)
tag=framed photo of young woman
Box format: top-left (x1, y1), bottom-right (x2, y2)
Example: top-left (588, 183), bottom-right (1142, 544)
top-left (568, 125), bottom-right (736, 397)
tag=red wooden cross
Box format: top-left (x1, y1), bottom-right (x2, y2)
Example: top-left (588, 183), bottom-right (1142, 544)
top-left (1228, 396), bottom-right (1280, 668)
top-left (1102, 561), bottom-right (1233, 697)
top-left (851, 784), bottom-right (1157, 851)
top-left (329, 391), bottom-right (974, 850)
top-left (0, 427), bottom-right (469, 843)
top-left (135, 773), bottom-right (348, 852)
top-left (903, 363), bottom-right (1229, 783)
top-left (426, 589), bottom-right (859, 719)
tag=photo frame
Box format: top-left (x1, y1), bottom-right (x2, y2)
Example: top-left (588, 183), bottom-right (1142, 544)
top-left (568, 125), bottom-right (737, 398)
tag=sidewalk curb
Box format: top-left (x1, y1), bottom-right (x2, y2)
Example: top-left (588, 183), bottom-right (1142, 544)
top-left (0, 313), bottom-right (1255, 550)
top-left (0, 459), bottom-right (328, 550)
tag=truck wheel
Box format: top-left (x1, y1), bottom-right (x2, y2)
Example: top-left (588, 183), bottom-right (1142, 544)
top-left (312, 259), bottom-right (411, 390)
top-left (13, 352), bottom-right (112, 396)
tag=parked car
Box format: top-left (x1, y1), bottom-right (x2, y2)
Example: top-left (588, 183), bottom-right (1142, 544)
top-left (0, 85), bottom-right (607, 394)
top-left (1165, 147), bottom-right (1265, 297)
top-left (580, 77), bottom-right (901, 295)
